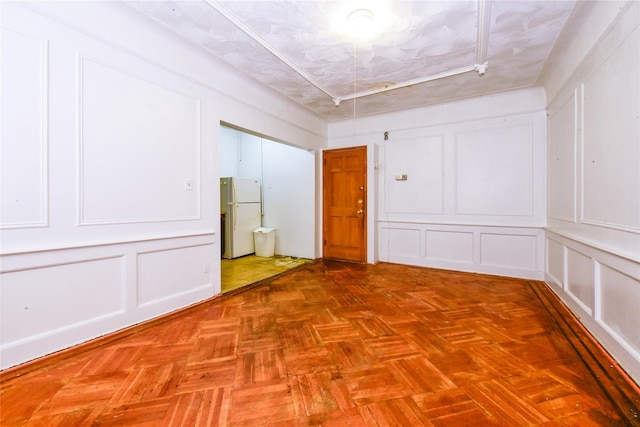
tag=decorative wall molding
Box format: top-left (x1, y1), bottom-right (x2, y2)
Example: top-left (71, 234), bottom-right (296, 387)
top-left (376, 110), bottom-right (546, 231)
top-left (578, 19), bottom-right (640, 233)
top-left (547, 89), bottom-right (577, 223)
top-left (1, 256), bottom-right (126, 344)
top-left (479, 233), bottom-right (537, 271)
top-left (384, 135), bottom-right (445, 215)
top-left (379, 221), bottom-right (544, 280)
top-left (0, 234), bottom-right (215, 369)
top-left (453, 123), bottom-right (534, 217)
top-left (0, 27), bottom-right (49, 229)
top-left (76, 54), bottom-right (201, 226)
top-left (425, 230), bottom-right (473, 264)
top-left (545, 237), bottom-right (565, 287)
top-left (565, 247), bottom-right (595, 316)
top-left (580, 218), bottom-right (640, 234)
top-left (597, 263), bottom-right (640, 359)
top-left (136, 242), bottom-right (215, 306)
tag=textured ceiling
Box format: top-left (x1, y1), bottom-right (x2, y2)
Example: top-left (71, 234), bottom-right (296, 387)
top-left (126, 0), bottom-right (575, 121)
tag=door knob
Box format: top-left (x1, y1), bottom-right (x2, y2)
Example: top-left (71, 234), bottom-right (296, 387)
top-left (357, 209), bottom-right (364, 214)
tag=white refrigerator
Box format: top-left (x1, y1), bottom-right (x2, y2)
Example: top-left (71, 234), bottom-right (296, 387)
top-left (220, 177), bottom-right (262, 259)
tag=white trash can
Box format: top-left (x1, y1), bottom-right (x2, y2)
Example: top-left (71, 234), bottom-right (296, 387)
top-left (253, 227), bottom-right (276, 257)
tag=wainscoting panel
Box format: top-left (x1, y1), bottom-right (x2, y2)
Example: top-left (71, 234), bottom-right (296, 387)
top-left (599, 264), bottom-right (640, 357)
top-left (480, 233), bottom-right (537, 271)
top-left (0, 256), bottom-right (124, 344)
top-left (425, 230), bottom-right (473, 264)
top-left (545, 230), bottom-right (640, 384)
top-left (379, 222), bottom-right (544, 280)
top-left (137, 243), bottom-right (215, 307)
top-left (0, 234), bottom-right (215, 370)
top-left (546, 237), bottom-right (565, 286)
top-left (566, 247), bottom-right (595, 315)
top-left (379, 227), bottom-right (421, 262)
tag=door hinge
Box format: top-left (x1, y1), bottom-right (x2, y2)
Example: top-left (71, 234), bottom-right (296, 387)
top-left (323, 240), bottom-right (326, 246)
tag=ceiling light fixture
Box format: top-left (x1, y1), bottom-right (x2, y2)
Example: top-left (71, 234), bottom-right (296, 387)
top-left (347, 8), bottom-right (376, 39)
top-left (332, 0), bottom-right (391, 40)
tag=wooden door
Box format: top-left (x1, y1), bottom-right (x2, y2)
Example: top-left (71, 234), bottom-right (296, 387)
top-left (323, 146), bottom-right (367, 262)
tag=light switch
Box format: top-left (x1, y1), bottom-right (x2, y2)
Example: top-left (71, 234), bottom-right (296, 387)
top-left (185, 179), bottom-right (193, 191)
top-left (395, 174), bottom-right (408, 181)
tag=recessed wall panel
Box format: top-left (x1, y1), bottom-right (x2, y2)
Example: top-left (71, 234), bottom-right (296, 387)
top-left (599, 265), bottom-right (640, 355)
top-left (425, 230), bottom-right (473, 263)
top-left (455, 126), bottom-right (532, 216)
top-left (548, 93), bottom-right (576, 221)
top-left (480, 234), bottom-right (536, 270)
top-left (582, 27), bottom-right (640, 231)
top-left (0, 28), bottom-right (47, 227)
top-left (0, 257), bottom-right (124, 343)
top-left (566, 249), bottom-right (594, 314)
top-left (79, 57), bottom-right (200, 224)
top-left (383, 228), bottom-right (421, 258)
top-left (546, 238), bottom-right (565, 286)
top-left (137, 244), bottom-right (213, 306)
top-left (386, 136), bottom-right (444, 214)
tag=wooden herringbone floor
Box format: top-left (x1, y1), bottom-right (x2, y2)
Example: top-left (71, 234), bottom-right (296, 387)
top-left (1, 261), bottom-right (639, 426)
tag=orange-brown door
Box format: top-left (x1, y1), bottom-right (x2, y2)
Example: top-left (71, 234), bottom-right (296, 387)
top-left (323, 146), bottom-right (367, 262)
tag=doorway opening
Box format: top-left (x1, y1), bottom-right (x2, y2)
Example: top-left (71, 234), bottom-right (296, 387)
top-left (219, 124), bottom-right (315, 292)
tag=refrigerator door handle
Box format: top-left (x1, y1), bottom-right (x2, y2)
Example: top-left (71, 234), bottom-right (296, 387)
top-left (233, 202), bottom-right (238, 231)
top-left (232, 180), bottom-right (237, 231)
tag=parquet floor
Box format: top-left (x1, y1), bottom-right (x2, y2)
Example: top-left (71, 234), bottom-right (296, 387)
top-left (1, 261), bottom-right (639, 426)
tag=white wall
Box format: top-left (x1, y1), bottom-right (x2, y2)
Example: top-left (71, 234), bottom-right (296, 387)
top-left (219, 127), bottom-right (316, 259)
top-left (0, 1), bottom-right (326, 369)
top-left (328, 88), bottom-right (547, 279)
top-left (219, 126), bottom-right (239, 177)
top-left (237, 132), bottom-right (263, 179)
top-left (261, 139), bottom-right (315, 259)
top-left (542, 1), bottom-right (640, 383)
